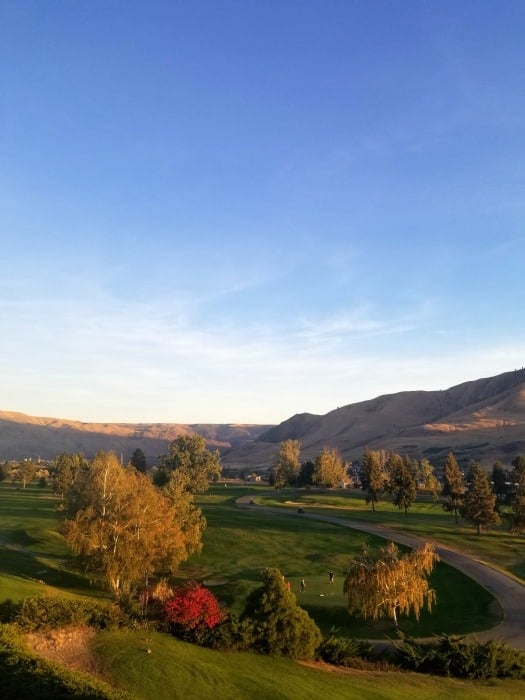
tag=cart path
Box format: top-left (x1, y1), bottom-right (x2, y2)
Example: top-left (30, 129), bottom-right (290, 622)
top-left (237, 496), bottom-right (525, 651)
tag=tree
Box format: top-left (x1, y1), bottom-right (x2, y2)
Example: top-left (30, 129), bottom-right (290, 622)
top-left (130, 448), bottom-right (147, 473)
top-left (510, 470), bottom-right (525, 534)
top-left (441, 452), bottom-right (465, 524)
top-left (491, 461), bottom-right (510, 507)
top-left (359, 448), bottom-right (386, 511)
top-left (343, 541), bottom-right (439, 628)
top-left (461, 462), bottom-right (500, 535)
top-left (312, 447), bottom-right (347, 488)
top-left (241, 568), bottom-right (322, 659)
top-left (63, 451), bottom-right (204, 602)
top-left (417, 458), bottom-right (439, 490)
top-left (511, 455), bottom-right (525, 479)
top-left (52, 452), bottom-right (87, 502)
top-left (12, 459), bottom-right (37, 488)
top-left (270, 440), bottom-right (301, 489)
top-left (159, 435), bottom-right (222, 494)
top-left (296, 460), bottom-right (315, 487)
top-left (386, 453), bottom-right (417, 516)
top-left (163, 581), bottom-right (225, 631)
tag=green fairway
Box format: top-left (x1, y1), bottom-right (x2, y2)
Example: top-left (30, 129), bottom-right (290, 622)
top-left (92, 628), bottom-right (525, 700)
top-left (0, 482), bottom-right (107, 600)
top-left (255, 487), bottom-right (525, 582)
top-left (183, 485), bottom-right (501, 638)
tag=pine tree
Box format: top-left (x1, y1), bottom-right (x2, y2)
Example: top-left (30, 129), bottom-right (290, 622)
top-left (386, 453), bottom-right (418, 516)
top-left (441, 452), bottom-right (465, 524)
top-left (461, 462), bottom-right (500, 535)
top-left (360, 448), bottom-right (386, 512)
top-left (510, 470), bottom-right (525, 534)
top-left (241, 568), bottom-right (322, 659)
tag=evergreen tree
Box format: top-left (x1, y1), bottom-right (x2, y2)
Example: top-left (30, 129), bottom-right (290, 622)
top-left (461, 462), bottom-right (500, 535)
top-left (359, 448), bottom-right (385, 512)
top-left (241, 568), bottom-right (321, 659)
top-left (386, 453), bottom-right (417, 516)
top-left (510, 470), bottom-right (525, 534)
top-left (130, 448), bottom-right (147, 473)
top-left (441, 452), bottom-right (465, 524)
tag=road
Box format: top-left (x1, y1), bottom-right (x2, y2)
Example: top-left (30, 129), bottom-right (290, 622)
top-left (237, 496), bottom-right (525, 650)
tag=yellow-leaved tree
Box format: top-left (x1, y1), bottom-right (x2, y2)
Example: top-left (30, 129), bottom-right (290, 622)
top-left (343, 541), bottom-right (439, 628)
top-left (63, 451), bottom-right (205, 603)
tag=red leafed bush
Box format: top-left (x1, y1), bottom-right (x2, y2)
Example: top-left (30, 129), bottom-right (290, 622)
top-left (163, 582), bottom-right (225, 630)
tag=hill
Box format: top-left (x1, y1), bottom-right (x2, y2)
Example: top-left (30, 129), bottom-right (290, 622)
top-left (0, 411), bottom-right (271, 464)
top-left (222, 368), bottom-right (525, 469)
top-left (2, 369), bottom-right (525, 468)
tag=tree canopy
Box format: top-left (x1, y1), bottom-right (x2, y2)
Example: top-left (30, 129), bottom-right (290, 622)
top-left (270, 440), bottom-right (301, 488)
top-left (158, 434), bottom-right (222, 493)
top-left (63, 451), bottom-right (204, 601)
top-left (241, 568), bottom-right (321, 659)
top-left (461, 462), bottom-right (500, 535)
top-left (343, 541), bottom-right (439, 628)
top-left (386, 453), bottom-right (418, 516)
top-left (312, 446), bottom-right (347, 488)
top-left (360, 448), bottom-right (386, 511)
top-left (441, 452), bottom-right (466, 524)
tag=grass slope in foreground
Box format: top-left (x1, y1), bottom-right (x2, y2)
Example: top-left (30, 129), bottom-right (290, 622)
top-left (92, 629), bottom-right (525, 700)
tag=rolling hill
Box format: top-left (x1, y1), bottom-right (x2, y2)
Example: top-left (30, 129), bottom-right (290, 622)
top-left (2, 368), bottom-right (525, 469)
top-left (222, 368), bottom-right (525, 469)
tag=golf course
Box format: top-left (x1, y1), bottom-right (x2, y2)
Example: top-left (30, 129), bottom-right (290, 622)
top-left (1, 481), bottom-right (525, 698)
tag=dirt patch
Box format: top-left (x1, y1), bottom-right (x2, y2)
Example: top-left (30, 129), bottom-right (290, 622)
top-left (24, 625), bottom-right (103, 677)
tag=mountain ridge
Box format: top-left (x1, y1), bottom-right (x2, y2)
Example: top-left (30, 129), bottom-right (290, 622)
top-left (1, 368), bottom-right (524, 468)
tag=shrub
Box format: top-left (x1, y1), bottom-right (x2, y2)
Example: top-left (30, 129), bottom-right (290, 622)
top-left (163, 582), bottom-right (225, 634)
top-left (241, 568), bottom-right (322, 660)
top-left (394, 634), bottom-right (525, 679)
top-left (14, 596), bottom-right (128, 632)
top-left (317, 633), bottom-right (376, 668)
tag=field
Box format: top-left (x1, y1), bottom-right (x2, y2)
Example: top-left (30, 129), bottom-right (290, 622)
top-left (1, 481), bottom-right (524, 698)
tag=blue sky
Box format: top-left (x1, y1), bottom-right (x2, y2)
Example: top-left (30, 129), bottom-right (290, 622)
top-left (1, 1), bottom-right (524, 424)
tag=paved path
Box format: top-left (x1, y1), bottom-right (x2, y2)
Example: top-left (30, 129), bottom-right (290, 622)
top-left (237, 496), bottom-right (525, 650)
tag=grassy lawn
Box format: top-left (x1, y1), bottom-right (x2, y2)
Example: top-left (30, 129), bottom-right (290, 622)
top-left (0, 482), bottom-right (107, 600)
top-left (92, 628), bottom-right (525, 700)
top-left (255, 487), bottom-right (525, 582)
top-left (0, 481), bottom-right (522, 699)
top-left (0, 482), bottom-right (505, 639)
top-left (182, 485), bottom-right (501, 638)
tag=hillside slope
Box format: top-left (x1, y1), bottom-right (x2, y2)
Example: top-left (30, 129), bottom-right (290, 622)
top-left (0, 412), bottom-right (271, 463)
top-left (223, 369), bottom-right (525, 468)
top-left (2, 369), bottom-right (525, 468)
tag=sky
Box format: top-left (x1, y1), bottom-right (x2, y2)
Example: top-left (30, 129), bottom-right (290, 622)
top-left (1, 1), bottom-right (524, 425)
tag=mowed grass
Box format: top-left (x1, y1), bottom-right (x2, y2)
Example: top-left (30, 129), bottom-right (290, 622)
top-left (0, 482), bottom-right (106, 600)
top-left (92, 628), bottom-right (525, 700)
top-left (257, 487), bottom-right (525, 582)
top-left (0, 482), bottom-right (522, 699)
top-left (183, 486), bottom-right (501, 638)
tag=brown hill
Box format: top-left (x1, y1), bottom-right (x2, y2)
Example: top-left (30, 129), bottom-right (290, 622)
top-left (0, 411), bottom-right (271, 465)
top-left (2, 369), bottom-right (525, 470)
top-left (222, 369), bottom-right (525, 469)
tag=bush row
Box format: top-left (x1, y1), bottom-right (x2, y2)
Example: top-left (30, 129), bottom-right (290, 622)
top-left (0, 596), bottom-right (128, 631)
top-left (393, 634), bottom-right (525, 679)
